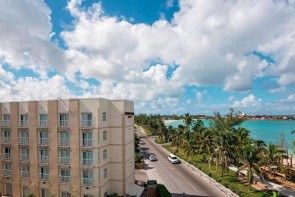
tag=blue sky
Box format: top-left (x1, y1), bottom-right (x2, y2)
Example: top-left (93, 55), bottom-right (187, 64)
top-left (0, 0), bottom-right (295, 115)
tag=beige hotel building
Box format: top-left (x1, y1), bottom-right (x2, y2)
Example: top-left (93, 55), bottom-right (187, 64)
top-left (0, 98), bottom-right (135, 197)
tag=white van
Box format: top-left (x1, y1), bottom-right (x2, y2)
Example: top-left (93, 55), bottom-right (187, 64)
top-left (168, 154), bottom-right (180, 164)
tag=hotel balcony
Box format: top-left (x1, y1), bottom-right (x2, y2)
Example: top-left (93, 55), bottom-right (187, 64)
top-left (20, 154), bottom-right (29, 161)
top-left (82, 177), bottom-right (93, 186)
top-left (59, 175), bottom-right (70, 183)
top-left (58, 138), bottom-right (70, 147)
top-left (2, 137), bottom-right (11, 145)
top-left (3, 169), bottom-right (12, 177)
top-left (2, 153), bottom-right (11, 160)
top-left (39, 155), bottom-right (49, 163)
top-left (58, 157), bottom-right (70, 165)
top-left (80, 139), bottom-right (92, 147)
top-left (38, 138), bottom-right (48, 146)
top-left (19, 137), bottom-right (29, 145)
top-left (58, 120), bottom-right (69, 128)
top-left (19, 120), bottom-right (28, 127)
top-left (39, 173), bottom-right (49, 180)
top-left (38, 120), bottom-right (48, 128)
top-left (81, 120), bottom-right (92, 128)
top-left (20, 171), bottom-right (30, 178)
top-left (1, 120), bottom-right (10, 127)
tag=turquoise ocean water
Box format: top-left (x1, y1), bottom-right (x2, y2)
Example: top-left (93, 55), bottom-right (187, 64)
top-left (165, 119), bottom-right (295, 152)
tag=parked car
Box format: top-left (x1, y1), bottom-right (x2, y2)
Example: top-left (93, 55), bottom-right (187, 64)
top-left (168, 154), bottom-right (180, 164)
top-left (149, 154), bottom-right (157, 161)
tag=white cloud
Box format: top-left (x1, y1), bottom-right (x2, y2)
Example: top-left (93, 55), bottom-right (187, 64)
top-left (166, 0), bottom-right (174, 8)
top-left (0, 0), bottom-right (295, 115)
top-left (232, 94), bottom-right (262, 108)
top-left (196, 92), bottom-right (203, 102)
top-left (0, 75), bottom-right (73, 102)
top-left (0, 64), bottom-right (14, 81)
top-left (0, 0), bottom-right (66, 73)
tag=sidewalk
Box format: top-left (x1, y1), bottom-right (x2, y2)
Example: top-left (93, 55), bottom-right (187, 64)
top-left (229, 165), bottom-right (295, 197)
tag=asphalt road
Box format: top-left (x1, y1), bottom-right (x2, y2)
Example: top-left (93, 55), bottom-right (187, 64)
top-left (137, 130), bottom-right (227, 197)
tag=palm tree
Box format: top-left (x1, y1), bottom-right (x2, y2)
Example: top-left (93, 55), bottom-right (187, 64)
top-left (183, 113), bottom-right (193, 143)
top-left (238, 140), bottom-right (265, 185)
top-left (210, 109), bottom-right (244, 177)
top-left (171, 125), bottom-right (185, 153)
top-left (198, 128), bottom-right (215, 169)
top-left (184, 139), bottom-right (198, 161)
top-left (262, 143), bottom-right (285, 176)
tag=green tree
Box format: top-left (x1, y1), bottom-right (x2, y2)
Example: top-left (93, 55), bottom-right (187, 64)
top-left (238, 139), bottom-right (265, 185)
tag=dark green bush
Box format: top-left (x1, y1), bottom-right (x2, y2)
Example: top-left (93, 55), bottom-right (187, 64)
top-left (157, 184), bottom-right (172, 197)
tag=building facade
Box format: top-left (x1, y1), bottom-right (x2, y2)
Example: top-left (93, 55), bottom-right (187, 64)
top-left (0, 98), bottom-right (135, 197)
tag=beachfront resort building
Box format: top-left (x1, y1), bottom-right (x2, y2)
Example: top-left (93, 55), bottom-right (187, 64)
top-left (0, 98), bottom-right (135, 197)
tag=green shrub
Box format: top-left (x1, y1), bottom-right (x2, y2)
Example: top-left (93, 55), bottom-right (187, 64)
top-left (157, 184), bottom-right (172, 197)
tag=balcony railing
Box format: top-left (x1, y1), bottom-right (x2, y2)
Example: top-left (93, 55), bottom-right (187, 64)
top-left (38, 138), bottom-right (48, 145)
top-left (20, 154), bottom-right (29, 161)
top-left (59, 175), bottom-right (70, 183)
top-left (20, 171), bottom-right (30, 178)
top-left (39, 155), bottom-right (49, 163)
top-left (1, 120), bottom-right (10, 127)
top-left (81, 120), bottom-right (92, 128)
top-left (2, 137), bottom-right (11, 144)
top-left (82, 177), bottom-right (93, 185)
top-left (82, 159), bottom-right (93, 166)
top-left (39, 173), bottom-right (49, 180)
top-left (58, 138), bottom-right (70, 146)
top-left (59, 120), bottom-right (69, 127)
top-left (3, 153), bottom-right (11, 160)
top-left (38, 120), bottom-right (48, 127)
top-left (19, 137), bottom-right (29, 144)
top-left (19, 120), bottom-right (28, 127)
top-left (81, 139), bottom-right (92, 147)
top-left (59, 157), bottom-right (70, 164)
top-left (3, 169), bottom-right (11, 176)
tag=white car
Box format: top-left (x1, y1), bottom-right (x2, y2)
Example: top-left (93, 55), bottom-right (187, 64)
top-left (149, 154), bottom-right (157, 161)
top-left (168, 154), bottom-right (180, 164)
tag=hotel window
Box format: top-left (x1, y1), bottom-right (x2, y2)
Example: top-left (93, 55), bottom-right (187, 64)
top-left (3, 163), bottom-right (11, 176)
top-left (81, 132), bottom-right (92, 147)
top-left (20, 147), bottom-right (29, 161)
top-left (38, 130), bottom-right (48, 145)
top-left (2, 130), bottom-right (11, 144)
top-left (39, 148), bottom-right (49, 163)
top-left (59, 168), bottom-right (70, 183)
top-left (40, 188), bottom-right (50, 197)
top-left (82, 151), bottom-right (93, 165)
top-left (103, 167), bottom-right (107, 179)
top-left (20, 164), bottom-right (30, 178)
top-left (61, 191), bottom-right (71, 197)
top-left (103, 130), bottom-right (107, 141)
top-left (22, 186), bottom-right (30, 197)
top-left (2, 114), bottom-right (10, 127)
top-left (59, 149), bottom-right (70, 164)
top-left (19, 130), bottom-right (29, 144)
top-left (4, 183), bottom-right (12, 196)
top-left (3, 147), bottom-right (11, 160)
top-left (59, 113), bottom-right (69, 127)
top-left (39, 114), bottom-right (48, 127)
top-left (81, 113), bottom-right (92, 127)
top-left (39, 166), bottom-right (49, 180)
top-left (103, 149), bottom-right (107, 160)
top-left (59, 131), bottom-right (70, 146)
top-left (82, 170), bottom-right (93, 185)
top-left (102, 112), bottom-right (107, 121)
top-left (20, 114), bottom-right (28, 127)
